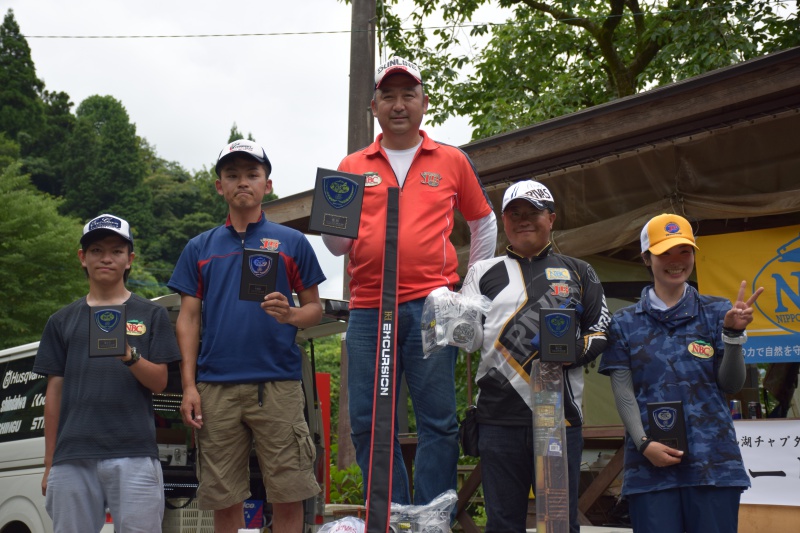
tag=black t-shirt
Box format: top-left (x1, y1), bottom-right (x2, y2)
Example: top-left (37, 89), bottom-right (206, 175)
top-left (34, 293), bottom-right (181, 464)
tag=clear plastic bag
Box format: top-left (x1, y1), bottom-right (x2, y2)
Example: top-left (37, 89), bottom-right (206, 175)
top-left (421, 287), bottom-right (492, 356)
top-left (318, 516), bottom-right (365, 533)
top-left (320, 491), bottom-right (457, 533)
top-left (389, 489), bottom-right (458, 533)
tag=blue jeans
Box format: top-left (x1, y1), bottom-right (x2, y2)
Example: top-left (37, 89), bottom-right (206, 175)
top-left (479, 423), bottom-right (583, 533)
top-left (628, 486), bottom-right (741, 533)
top-left (347, 298), bottom-right (460, 506)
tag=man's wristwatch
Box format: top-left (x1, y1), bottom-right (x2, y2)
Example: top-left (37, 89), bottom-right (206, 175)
top-left (123, 346), bottom-right (141, 367)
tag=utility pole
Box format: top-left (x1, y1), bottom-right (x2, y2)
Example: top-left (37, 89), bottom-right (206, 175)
top-left (347, 0), bottom-right (376, 155)
top-left (338, 0), bottom-right (376, 470)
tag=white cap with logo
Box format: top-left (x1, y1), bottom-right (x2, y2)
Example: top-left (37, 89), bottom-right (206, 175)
top-left (375, 56), bottom-right (423, 89)
top-left (215, 139), bottom-right (272, 177)
top-left (501, 180), bottom-right (555, 213)
top-left (80, 214), bottom-right (134, 250)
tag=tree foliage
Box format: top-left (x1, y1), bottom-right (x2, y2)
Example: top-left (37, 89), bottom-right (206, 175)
top-left (0, 9), bottom-right (45, 149)
top-left (0, 163), bottom-right (86, 349)
top-left (375, 0), bottom-right (800, 139)
top-left (0, 9), bottom-right (281, 336)
top-left (28, 90), bottom-right (76, 196)
top-left (60, 95), bottom-right (153, 228)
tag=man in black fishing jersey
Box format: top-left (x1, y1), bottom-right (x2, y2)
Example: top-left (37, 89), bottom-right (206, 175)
top-left (461, 180), bottom-right (610, 533)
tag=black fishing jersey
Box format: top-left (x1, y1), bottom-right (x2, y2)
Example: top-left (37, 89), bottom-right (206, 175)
top-left (461, 243), bottom-right (610, 427)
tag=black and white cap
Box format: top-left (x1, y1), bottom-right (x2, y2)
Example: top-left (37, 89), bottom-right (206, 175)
top-left (501, 180), bottom-right (555, 212)
top-left (81, 214), bottom-right (134, 249)
top-left (215, 139), bottom-right (272, 177)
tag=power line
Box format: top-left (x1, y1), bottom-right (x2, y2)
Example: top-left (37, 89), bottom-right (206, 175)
top-left (22, 0), bottom-right (792, 40)
top-left (23, 29), bottom-right (354, 39)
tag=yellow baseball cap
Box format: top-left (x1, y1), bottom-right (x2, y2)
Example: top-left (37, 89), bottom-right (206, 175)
top-left (640, 213), bottom-right (699, 255)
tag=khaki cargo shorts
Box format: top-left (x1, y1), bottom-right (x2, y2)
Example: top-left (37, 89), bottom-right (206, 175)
top-left (195, 381), bottom-right (320, 510)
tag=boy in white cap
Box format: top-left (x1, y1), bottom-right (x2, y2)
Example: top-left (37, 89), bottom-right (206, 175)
top-left (35, 214), bottom-right (181, 532)
top-left (169, 140), bottom-right (326, 533)
top-left (461, 180), bottom-right (610, 533)
top-left (600, 213), bottom-right (763, 532)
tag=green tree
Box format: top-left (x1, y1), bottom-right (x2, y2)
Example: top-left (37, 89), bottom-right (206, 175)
top-left (192, 166), bottom-right (231, 223)
top-left (0, 9), bottom-right (45, 149)
top-left (374, 0), bottom-right (800, 139)
top-left (27, 90), bottom-right (76, 196)
top-left (0, 163), bottom-right (86, 349)
top-left (127, 256), bottom-right (171, 299)
top-left (0, 132), bottom-right (19, 171)
top-left (139, 140), bottom-right (221, 285)
top-left (227, 122), bottom-right (255, 143)
top-left (60, 95), bottom-right (152, 231)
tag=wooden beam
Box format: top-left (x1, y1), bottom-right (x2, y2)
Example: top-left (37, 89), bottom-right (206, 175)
top-left (464, 47), bottom-right (800, 184)
top-left (578, 446), bottom-right (625, 516)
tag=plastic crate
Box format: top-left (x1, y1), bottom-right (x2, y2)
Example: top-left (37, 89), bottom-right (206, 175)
top-left (162, 498), bottom-right (215, 533)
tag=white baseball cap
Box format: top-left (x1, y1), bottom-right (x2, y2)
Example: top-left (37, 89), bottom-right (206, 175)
top-left (215, 139), bottom-right (272, 177)
top-left (501, 180), bottom-right (555, 213)
top-left (375, 56), bottom-right (423, 89)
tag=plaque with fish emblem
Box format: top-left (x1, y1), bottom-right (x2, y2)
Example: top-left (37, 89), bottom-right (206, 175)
top-left (647, 400), bottom-right (688, 453)
top-left (239, 249), bottom-right (279, 302)
top-left (309, 168), bottom-right (365, 239)
top-left (89, 305), bottom-right (127, 357)
top-left (539, 308), bottom-right (577, 363)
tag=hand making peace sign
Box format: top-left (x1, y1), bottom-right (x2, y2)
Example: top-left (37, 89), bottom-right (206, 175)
top-left (723, 280), bottom-right (764, 330)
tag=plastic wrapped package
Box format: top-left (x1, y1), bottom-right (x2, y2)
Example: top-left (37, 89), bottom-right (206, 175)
top-left (318, 516), bottom-right (365, 533)
top-left (389, 489), bottom-right (458, 533)
top-left (320, 491), bottom-right (457, 533)
top-left (421, 287), bottom-right (492, 356)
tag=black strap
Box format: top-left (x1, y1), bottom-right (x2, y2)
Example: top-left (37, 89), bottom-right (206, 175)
top-left (365, 187), bottom-right (400, 533)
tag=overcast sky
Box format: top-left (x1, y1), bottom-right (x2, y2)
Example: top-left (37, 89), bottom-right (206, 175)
top-left (7, 0), bottom-right (502, 299)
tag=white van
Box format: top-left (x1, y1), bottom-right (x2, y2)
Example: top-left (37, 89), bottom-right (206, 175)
top-left (0, 342), bottom-right (116, 533)
top-left (0, 295), bottom-right (346, 533)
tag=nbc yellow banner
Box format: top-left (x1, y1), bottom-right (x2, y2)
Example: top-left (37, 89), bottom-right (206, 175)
top-left (696, 225), bottom-right (800, 363)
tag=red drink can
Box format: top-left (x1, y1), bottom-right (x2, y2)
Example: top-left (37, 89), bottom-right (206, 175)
top-left (730, 400), bottom-right (742, 419)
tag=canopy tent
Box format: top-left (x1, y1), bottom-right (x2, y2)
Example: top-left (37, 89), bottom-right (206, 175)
top-left (454, 46), bottom-right (800, 278)
top-left (265, 46), bottom-right (800, 424)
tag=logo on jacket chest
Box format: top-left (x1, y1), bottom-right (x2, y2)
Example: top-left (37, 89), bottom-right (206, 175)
top-left (550, 283), bottom-right (570, 298)
top-left (420, 172), bottom-right (442, 187)
top-left (364, 172), bottom-right (382, 187)
top-left (545, 268), bottom-right (571, 281)
top-left (688, 340), bottom-right (714, 358)
top-left (260, 238), bottom-right (280, 251)
top-left (126, 320), bottom-right (147, 336)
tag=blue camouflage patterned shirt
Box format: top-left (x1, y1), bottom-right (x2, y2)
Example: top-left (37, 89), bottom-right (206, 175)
top-left (599, 285), bottom-right (750, 496)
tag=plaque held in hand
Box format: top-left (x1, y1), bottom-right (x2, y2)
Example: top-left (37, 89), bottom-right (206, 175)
top-left (539, 308), bottom-right (577, 363)
top-left (309, 168), bottom-right (365, 239)
top-left (89, 305), bottom-right (126, 357)
top-left (240, 249), bottom-right (279, 302)
top-left (647, 400), bottom-right (688, 453)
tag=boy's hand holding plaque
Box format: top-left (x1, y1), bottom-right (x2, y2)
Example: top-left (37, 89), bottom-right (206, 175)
top-left (309, 168), bottom-right (365, 239)
top-left (240, 249), bottom-right (279, 302)
top-left (89, 305), bottom-right (127, 357)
